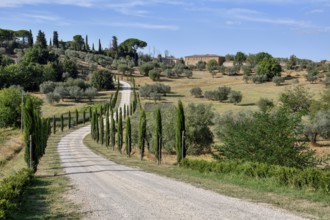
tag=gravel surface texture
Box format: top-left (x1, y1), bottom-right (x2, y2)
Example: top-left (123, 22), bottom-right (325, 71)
top-left (58, 81), bottom-right (305, 220)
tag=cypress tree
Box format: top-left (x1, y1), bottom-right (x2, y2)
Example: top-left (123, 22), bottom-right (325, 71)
top-left (53, 31), bottom-right (59, 48)
top-left (75, 109), bottom-right (79, 126)
top-left (176, 100), bottom-right (186, 163)
top-left (83, 110), bottom-right (86, 124)
top-left (61, 114), bottom-right (64, 132)
top-left (92, 43), bottom-right (95, 52)
top-left (68, 111), bottom-right (71, 129)
top-left (117, 108), bottom-right (123, 153)
top-left (53, 115), bottom-right (56, 134)
top-left (138, 110), bottom-right (146, 160)
top-left (100, 114), bottom-right (104, 145)
top-left (115, 109), bottom-right (119, 123)
top-left (124, 104), bottom-right (126, 119)
top-left (125, 117), bottom-right (131, 157)
top-left (85, 34), bottom-right (90, 51)
top-left (96, 111), bottom-right (99, 143)
top-left (98, 39), bottom-right (102, 53)
top-left (28, 29), bottom-right (33, 47)
top-left (89, 107), bottom-right (92, 122)
top-left (105, 110), bottom-right (110, 147)
top-left (154, 108), bottom-right (162, 165)
top-left (23, 97), bottom-right (34, 169)
top-left (110, 109), bottom-right (115, 151)
top-left (130, 103), bottom-right (133, 116)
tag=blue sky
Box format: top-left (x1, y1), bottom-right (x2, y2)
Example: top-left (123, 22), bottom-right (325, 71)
top-left (1, 0), bottom-right (329, 61)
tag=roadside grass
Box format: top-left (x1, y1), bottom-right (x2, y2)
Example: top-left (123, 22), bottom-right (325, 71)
top-left (12, 126), bottom-right (85, 219)
top-left (84, 134), bottom-right (330, 220)
top-left (0, 128), bottom-right (25, 179)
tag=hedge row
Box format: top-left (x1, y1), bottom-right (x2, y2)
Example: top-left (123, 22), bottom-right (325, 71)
top-left (180, 159), bottom-right (330, 193)
top-left (0, 169), bottom-right (34, 219)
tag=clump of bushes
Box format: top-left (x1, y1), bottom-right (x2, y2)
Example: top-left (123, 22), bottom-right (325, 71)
top-left (139, 83), bottom-right (171, 100)
top-left (40, 79), bottom-right (99, 103)
top-left (204, 86), bottom-right (242, 104)
top-left (180, 159), bottom-right (330, 193)
top-left (0, 169), bottom-right (34, 219)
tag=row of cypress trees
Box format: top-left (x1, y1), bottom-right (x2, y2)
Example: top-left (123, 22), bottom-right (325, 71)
top-left (23, 96), bottom-right (50, 171)
top-left (90, 78), bottom-right (187, 164)
top-left (91, 96), bottom-right (186, 165)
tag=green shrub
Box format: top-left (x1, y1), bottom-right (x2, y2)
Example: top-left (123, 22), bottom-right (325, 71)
top-left (180, 159), bottom-right (330, 193)
top-left (0, 169), bottom-right (33, 219)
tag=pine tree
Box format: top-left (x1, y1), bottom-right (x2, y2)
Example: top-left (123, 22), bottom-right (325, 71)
top-left (53, 31), bottom-right (59, 48)
top-left (105, 110), bottom-right (110, 147)
top-left (125, 117), bottom-right (131, 157)
top-left (176, 100), bottom-right (186, 163)
top-left (117, 108), bottom-right (123, 153)
top-left (110, 109), bottom-right (116, 151)
top-left (138, 110), bottom-right (146, 160)
top-left (154, 108), bottom-right (162, 164)
top-left (100, 114), bottom-right (104, 145)
top-left (68, 111), bottom-right (71, 129)
top-left (53, 115), bottom-right (56, 134)
top-left (61, 114), bottom-right (64, 132)
top-left (75, 109), bottom-right (79, 126)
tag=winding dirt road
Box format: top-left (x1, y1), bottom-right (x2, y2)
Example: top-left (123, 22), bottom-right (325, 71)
top-left (58, 81), bottom-right (305, 220)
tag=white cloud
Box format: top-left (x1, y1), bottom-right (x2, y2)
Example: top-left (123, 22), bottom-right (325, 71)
top-left (307, 9), bottom-right (324, 14)
top-left (23, 13), bottom-right (60, 21)
top-left (0, 0), bottom-right (98, 7)
top-left (106, 22), bottom-right (179, 30)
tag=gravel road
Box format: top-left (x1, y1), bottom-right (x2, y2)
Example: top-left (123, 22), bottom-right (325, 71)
top-left (58, 81), bottom-right (305, 220)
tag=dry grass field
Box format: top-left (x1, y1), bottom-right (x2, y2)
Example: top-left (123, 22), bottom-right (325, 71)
top-left (133, 70), bottom-right (326, 114)
top-left (132, 69), bottom-right (329, 162)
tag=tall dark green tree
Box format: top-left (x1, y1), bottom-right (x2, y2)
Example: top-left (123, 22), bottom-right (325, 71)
top-left (85, 34), bottom-right (90, 51)
top-left (110, 36), bottom-right (118, 57)
top-left (61, 114), bottom-right (64, 132)
top-left (96, 111), bottom-right (99, 143)
top-left (110, 109), bottom-right (116, 151)
top-left (28, 29), bottom-right (33, 47)
top-left (53, 115), bottom-right (56, 134)
top-left (53, 31), bottom-right (59, 48)
top-left (23, 97), bottom-right (35, 169)
top-left (100, 114), bottom-right (104, 145)
top-left (105, 110), bottom-right (110, 147)
top-left (118, 108), bottom-right (123, 153)
top-left (98, 39), bottom-right (102, 54)
top-left (75, 109), bottom-right (79, 126)
top-left (68, 111), bottom-right (71, 129)
top-left (154, 108), bottom-right (162, 165)
top-left (125, 117), bottom-right (132, 157)
top-left (176, 100), bottom-right (185, 163)
top-left (36, 30), bottom-right (47, 49)
top-left (138, 110), bottom-right (146, 160)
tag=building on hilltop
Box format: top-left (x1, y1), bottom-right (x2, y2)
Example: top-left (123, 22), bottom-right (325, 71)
top-left (184, 54), bottom-right (225, 66)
